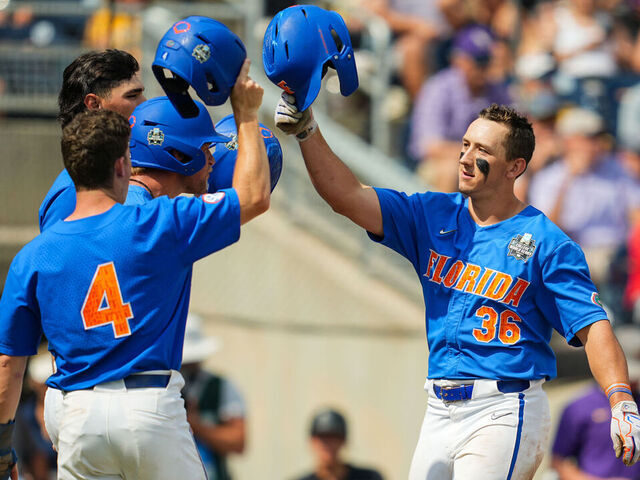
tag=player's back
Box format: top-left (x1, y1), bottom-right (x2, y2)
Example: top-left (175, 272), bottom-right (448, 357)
top-left (0, 191), bottom-right (240, 391)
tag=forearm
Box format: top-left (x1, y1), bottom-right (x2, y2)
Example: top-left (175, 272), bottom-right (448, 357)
top-left (0, 355), bottom-right (27, 423)
top-left (299, 129), bottom-right (382, 234)
top-left (233, 114), bottom-right (270, 224)
top-left (578, 320), bottom-right (633, 406)
top-left (191, 418), bottom-right (245, 454)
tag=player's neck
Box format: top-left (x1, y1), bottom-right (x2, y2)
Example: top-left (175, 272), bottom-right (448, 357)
top-left (130, 172), bottom-right (183, 198)
top-left (468, 192), bottom-right (527, 226)
top-left (66, 189), bottom-right (119, 221)
top-left (315, 461), bottom-right (347, 480)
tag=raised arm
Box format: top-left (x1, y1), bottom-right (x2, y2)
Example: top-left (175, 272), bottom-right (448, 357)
top-left (230, 60), bottom-right (270, 225)
top-left (275, 93), bottom-right (383, 236)
top-left (576, 320), bottom-right (640, 466)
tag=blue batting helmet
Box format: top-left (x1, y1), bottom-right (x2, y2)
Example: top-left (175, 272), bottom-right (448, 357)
top-left (129, 97), bottom-right (230, 176)
top-left (153, 16), bottom-right (246, 117)
top-left (208, 114), bottom-right (283, 193)
top-left (263, 5), bottom-right (358, 112)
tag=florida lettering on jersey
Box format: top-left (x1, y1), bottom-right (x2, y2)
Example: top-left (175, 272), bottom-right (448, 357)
top-left (423, 249), bottom-right (530, 308)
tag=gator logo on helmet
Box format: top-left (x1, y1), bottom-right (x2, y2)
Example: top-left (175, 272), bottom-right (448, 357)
top-left (224, 133), bottom-right (238, 151)
top-left (192, 44), bottom-right (211, 64)
top-left (147, 128), bottom-right (165, 146)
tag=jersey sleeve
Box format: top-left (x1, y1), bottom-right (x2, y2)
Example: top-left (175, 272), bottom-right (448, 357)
top-left (219, 377), bottom-right (246, 421)
top-left (39, 170), bottom-right (76, 232)
top-left (0, 250), bottom-right (43, 356)
top-left (367, 188), bottom-right (423, 269)
top-left (537, 240), bottom-right (608, 346)
top-left (171, 189), bottom-right (241, 265)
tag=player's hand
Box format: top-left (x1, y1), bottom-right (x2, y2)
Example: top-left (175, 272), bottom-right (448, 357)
top-left (274, 92), bottom-right (318, 142)
top-left (230, 59), bottom-right (263, 122)
top-left (610, 400), bottom-right (640, 465)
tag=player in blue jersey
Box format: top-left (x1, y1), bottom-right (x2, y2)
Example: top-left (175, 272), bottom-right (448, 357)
top-left (274, 98), bottom-right (640, 478)
top-left (39, 49), bottom-right (146, 231)
top-left (0, 59), bottom-right (269, 480)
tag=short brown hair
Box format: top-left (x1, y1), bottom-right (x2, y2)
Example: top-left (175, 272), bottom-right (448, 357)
top-left (479, 104), bottom-right (535, 165)
top-left (61, 109), bottom-right (130, 190)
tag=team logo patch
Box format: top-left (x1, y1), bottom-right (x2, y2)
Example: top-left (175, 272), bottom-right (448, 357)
top-left (591, 292), bottom-right (603, 308)
top-left (507, 233), bottom-right (536, 262)
top-left (128, 115), bottom-right (136, 128)
top-left (203, 192), bottom-right (225, 204)
top-left (277, 80), bottom-right (294, 94)
top-left (224, 133), bottom-right (238, 151)
top-left (147, 128), bottom-right (164, 146)
top-left (192, 44), bottom-right (211, 64)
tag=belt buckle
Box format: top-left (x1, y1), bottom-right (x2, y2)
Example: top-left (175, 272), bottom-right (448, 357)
top-left (440, 386), bottom-right (460, 402)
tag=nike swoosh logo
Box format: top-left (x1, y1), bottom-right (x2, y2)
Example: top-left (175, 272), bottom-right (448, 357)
top-left (439, 229), bottom-right (456, 235)
top-left (490, 412), bottom-right (513, 420)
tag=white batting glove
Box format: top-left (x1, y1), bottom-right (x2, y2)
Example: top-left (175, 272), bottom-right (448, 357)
top-left (274, 92), bottom-right (318, 142)
top-left (611, 400), bottom-right (640, 465)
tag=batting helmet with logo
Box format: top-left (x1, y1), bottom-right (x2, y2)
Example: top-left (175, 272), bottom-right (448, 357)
top-left (208, 114), bottom-right (283, 193)
top-left (263, 5), bottom-right (358, 112)
top-left (129, 97), bottom-right (230, 176)
top-left (153, 16), bottom-right (246, 117)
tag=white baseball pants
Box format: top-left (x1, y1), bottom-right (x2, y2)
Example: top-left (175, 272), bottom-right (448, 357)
top-left (44, 370), bottom-right (206, 480)
top-left (408, 379), bottom-right (550, 480)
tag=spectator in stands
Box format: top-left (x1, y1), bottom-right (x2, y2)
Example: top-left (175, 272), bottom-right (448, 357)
top-left (529, 107), bottom-right (640, 286)
top-left (84, 0), bottom-right (145, 60)
top-left (180, 314), bottom-right (246, 480)
top-left (408, 24), bottom-right (510, 192)
top-left (14, 352), bottom-right (57, 480)
top-left (551, 325), bottom-right (640, 479)
top-left (361, 0), bottom-right (443, 100)
top-left (293, 408), bottom-right (384, 480)
top-left (549, 0), bottom-right (617, 79)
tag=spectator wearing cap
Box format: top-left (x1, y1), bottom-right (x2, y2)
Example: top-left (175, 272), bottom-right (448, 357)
top-left (292, 408), bottom-right (384, 480)
top-left (529, 107), bottom-right (640, 286)
top-left (551, 325), bottom-right (640, 479)
top-left (180, 314), bottom-right (246, 480)
top-left (408, 24), bottom-right (511, 192)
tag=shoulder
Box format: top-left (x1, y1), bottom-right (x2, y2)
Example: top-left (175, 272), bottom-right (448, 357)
top-left (521, 206), bottom-right (577, 255)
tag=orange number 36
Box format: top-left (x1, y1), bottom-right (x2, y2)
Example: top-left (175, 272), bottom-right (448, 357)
top-left (472, 306), bottom-right (521, 345)
top-left (81, 262), bottom-right (133, 338)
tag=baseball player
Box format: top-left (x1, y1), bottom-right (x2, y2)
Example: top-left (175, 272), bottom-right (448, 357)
top-left (39, 49), bottom-right (146, 232)
top-left (0, 57), bottom-right (269, 480)
top-left (273, 92), bottom-right (640, 477)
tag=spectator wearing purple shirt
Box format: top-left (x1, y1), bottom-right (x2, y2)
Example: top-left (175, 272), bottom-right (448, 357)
top-left (408, 24), bottom-right (511, 192)
top-left (551, 326), bottom-right (640, 480)
top-left (529, 108), bottom-right (640, 286)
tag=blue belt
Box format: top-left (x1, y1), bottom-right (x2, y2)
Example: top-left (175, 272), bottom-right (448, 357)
top-left (123, 374), bottom-right (171, 389)
top-left (433, 380), bottom-right (530, 401)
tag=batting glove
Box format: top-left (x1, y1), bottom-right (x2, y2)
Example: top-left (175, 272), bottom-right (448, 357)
top-left (611, 400), bottom-right (640, 465)
top-left (274, 92), bottom-right (318, 142)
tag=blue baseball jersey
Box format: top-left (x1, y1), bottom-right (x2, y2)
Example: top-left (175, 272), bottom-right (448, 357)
top-left (369, 189), bottom-right (607, 381)
top-left (0, 190), bottom-right (240, 391)
top-left (39, 169), bottom-right (75, 232)
top-left (39, 172), bottom-right (154, 231)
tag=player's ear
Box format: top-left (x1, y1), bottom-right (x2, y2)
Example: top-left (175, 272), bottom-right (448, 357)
top-left (84, 93), bottom-right (101, 111)
top-left (114, 155), bottom-right (127, 178)
top-left (507, 157), bottom-right (527, 180)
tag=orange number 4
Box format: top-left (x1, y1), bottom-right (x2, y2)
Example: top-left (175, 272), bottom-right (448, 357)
top-left (473, 306), bottom-right (521, 345)
top-left (81, 262), bottom-right (133, 338)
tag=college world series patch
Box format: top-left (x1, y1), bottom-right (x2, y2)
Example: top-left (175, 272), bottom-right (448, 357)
top-left (508, 233), bottom-right (536, 262)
